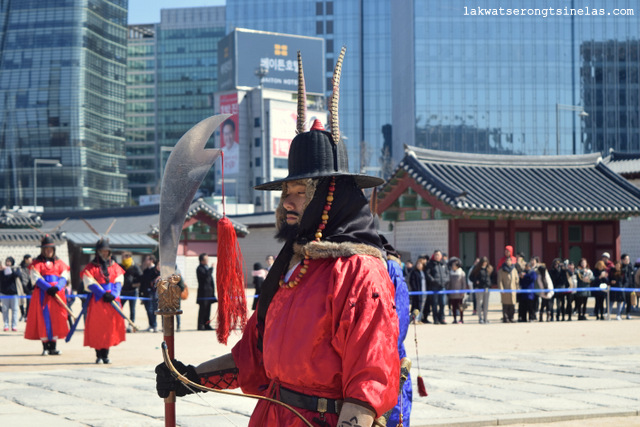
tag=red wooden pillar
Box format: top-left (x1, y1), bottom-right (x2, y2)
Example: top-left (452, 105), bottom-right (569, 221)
top-left (488, 220), bottom-right (495, 266)
top-left (508, 219), bottom-right (515, 249)
top-left (449, 219), bottom-right (459, 257)
top-left (562, 220), bottom-right (569, 261)
top-left (614, 220), bottom-right (621, 261)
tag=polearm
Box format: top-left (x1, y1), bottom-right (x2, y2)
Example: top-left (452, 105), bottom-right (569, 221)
top-left (156, 114), bottom-right (228, 427)
top-left (53, 293), bottom-right (77, 323)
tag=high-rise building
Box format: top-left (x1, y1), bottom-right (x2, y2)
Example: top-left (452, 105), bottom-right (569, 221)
top-left (392, 0), bottom-right (640, 161)
top-left (581, 40), bottom-right (640, 153)
top-left (226, 0), bottom-right (391, 178)
top-left (214, 28), bottom-right (326, 212)
top-left (125, 7), bottom-right (226, 201)
top-left (126, 24), bottom-right (157, 200)
top-left (0, 0), bottom-right (129, 211)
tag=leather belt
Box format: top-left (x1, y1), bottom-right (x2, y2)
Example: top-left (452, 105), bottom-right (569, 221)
top-left (279, 386), bottom-right (343, 415)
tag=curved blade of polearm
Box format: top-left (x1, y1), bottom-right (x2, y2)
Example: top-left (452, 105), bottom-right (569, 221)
top-left (159, 114), bottom-right (230, 280)
top-left (158, 114), bottom-right (230, 427)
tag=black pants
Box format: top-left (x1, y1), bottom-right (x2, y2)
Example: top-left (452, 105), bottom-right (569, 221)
top-left (575, 296), bottom-right (588, 318)
top-left (521, 298), bottom-right (536, 321)
top-left (594, 292), bottom-right (606, 319)
top-left (553, 293), bottom-right (566, 320)
top-left (198, 301), bottom-right (212, 327)
top-left (539, 299), bottom-right (553, 320)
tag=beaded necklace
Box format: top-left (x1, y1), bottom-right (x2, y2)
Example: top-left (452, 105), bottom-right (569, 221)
top-left (279, 177), bottom-right (336, 288)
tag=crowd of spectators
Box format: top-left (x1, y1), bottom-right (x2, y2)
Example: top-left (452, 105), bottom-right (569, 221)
top-left (403, 247), bottom-right (640, 324)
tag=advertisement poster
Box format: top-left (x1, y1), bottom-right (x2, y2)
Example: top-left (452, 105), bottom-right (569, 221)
top-left (271, 107), bottom-right (327, 158)
top-left (219, 93), bottom-right (239, 175)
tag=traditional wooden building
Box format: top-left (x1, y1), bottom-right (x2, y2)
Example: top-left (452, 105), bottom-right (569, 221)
top-left (377, 146), bottom-right (640, 268)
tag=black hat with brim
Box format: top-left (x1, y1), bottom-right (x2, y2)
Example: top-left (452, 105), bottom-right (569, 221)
top-left (254, 128), bottom-right (384, 191)
top-left (40, 235), bottom-right (56, 248)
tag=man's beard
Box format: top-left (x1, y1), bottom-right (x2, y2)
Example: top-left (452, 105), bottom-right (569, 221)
top-left (275, 221), bottom-right (300, 242)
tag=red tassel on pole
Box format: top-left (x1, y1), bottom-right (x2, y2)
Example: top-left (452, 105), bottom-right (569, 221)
top-left (216, 216), bottom-right (247, 344)
top-left (215, 150), bottom-right (247, 344)
top-left (417, 375), bottom-right (428, 397)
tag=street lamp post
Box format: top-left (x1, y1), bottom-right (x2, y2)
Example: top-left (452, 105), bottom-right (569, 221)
top-left (556, 103), bottom-right (588, 155)
top-left (33, 159), bottom-right (62, 211)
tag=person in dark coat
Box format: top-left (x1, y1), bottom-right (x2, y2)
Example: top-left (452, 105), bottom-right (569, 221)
top-left (408, 257), bottom-right (428, 323)
top-left (196, 253), bottom-right (217, 330)
top-left (549, 258), bottom-right (570, 321)
top-left (139, 255), bottom-right (160, 332)
top-left (251, 262), bottom-right (267, 311)
top-left (425, 250), bottom-right (450, 324)
top-left (119, 252), bottom-right (142, 332)
top-left (519, 261), bottom-right (538, 322)
top-left (19, 254), bottom-right (33, 321)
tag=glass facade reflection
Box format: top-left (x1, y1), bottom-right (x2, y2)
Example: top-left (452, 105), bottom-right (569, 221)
top-left (0, 0), bottom-right (128, 211)
top-left (125, 7), bottom-right (225, 200)
top-left (226, 0), bottom-right (391, 176)
top-left (393, 0), bottom-right (640, 157)
top-left (126, 24), bottom-right (157, 199)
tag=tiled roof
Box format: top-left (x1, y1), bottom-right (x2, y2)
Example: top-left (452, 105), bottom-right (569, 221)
top-left (42, 199), bottom-right (248, 237)
top-left (382, 146), bottom-right (640, 218)
top-left (64, 232), bottom-right (158, 248)
top-left (0, 230), bottom-right (64, 245)
top-left (147, 199), bottom-right (249, 236)
top-left (603, 151), bottom-right (640, 176)
top-left (0, 210), bottom-right (43, 229)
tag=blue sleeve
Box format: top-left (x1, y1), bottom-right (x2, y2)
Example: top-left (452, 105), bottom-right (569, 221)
top-left (387, 260), bottom-right (411, 357)
top-left (111, 281), bottom-right (122, 298)
top-left (57, 277), bottom-right (67, 288)
top-left (36, 277), bottom-right (51, 291)
top-left (88, 284), bottom-right (106, 299)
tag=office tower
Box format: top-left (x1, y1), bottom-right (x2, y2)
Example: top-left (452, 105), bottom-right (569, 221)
top-left (226, 0), bottom-right (391, 177)
top-left (392, 0), bottom-right (640, 160)
top-left (126, 6), bottom-right (226, 201)
top-left (0, 0), bottom-right (128, 211)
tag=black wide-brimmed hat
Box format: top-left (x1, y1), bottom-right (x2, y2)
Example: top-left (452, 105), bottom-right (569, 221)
top-left (254, 48), bottom-right (384, 191)
top-left (95, 238), bottom-right (111, 252)
top-left (40, 234), bottom-right (56, 248)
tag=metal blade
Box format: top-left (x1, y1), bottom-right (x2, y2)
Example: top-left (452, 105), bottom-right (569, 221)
top-left (159, 114), bottom-right (230, 279)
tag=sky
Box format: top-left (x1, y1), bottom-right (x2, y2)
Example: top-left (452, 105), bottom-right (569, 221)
top-left (127, 0), bottom-right (226, 25)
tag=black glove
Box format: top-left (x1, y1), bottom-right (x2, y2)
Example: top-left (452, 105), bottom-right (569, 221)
top-left (46, 286), bottom-right (59, 297)
top-left (155, 360), bottom-right (201, 398)
top-left (102, 293), bottom-right (116, 303)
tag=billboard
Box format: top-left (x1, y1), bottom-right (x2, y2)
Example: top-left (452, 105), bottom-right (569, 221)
top-left (270, 105), bottom-right (327, 158)
top-left (218, 29), bottom-right (324, 94)
top-left (218, 93), bottom-right (239, 175)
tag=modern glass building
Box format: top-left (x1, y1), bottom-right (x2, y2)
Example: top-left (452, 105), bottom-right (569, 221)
top-left (0, 0), bottom-right (129, 211)
top-left (126, 24), bottom-right (157, 201)
top-left (392, 0), bottom-right (640, 160)
top-left (226, 0), bottom-right (391, 177)
top-left (125, 7), bottom-right (226, 200)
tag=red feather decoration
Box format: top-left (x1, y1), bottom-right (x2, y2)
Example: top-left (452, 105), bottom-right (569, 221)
top-left (417, 375), bottom-right (428, 397)
top-left (215, 217), bottom-right (247, 344)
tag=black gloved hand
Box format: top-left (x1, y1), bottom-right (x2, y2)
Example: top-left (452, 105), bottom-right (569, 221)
top-left (46, 286), bottom-right (59, 297)
top-left (155, 360), bottom-right (201, 398)
top-left (102, 293), bottom-right (116, 303)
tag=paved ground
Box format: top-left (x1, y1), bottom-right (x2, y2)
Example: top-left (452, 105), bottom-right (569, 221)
top-left (1, 293), bottom-right (639, 426)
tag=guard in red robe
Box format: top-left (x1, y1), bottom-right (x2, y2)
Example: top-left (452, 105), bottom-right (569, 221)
top-left (156, 49), bottom-right (401, 426)
top-left (25, 235), bottom-right (70, 355)
top-left (80, 238), bottom-right (126, 364)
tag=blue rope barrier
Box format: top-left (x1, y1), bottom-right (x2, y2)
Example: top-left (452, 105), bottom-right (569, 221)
top-left (407, 287), bottom-right (640, 296)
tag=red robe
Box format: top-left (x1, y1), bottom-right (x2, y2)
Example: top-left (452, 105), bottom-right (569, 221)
top-left (231, 253), bottom-right (400, 426)
top-left (81, 261), bottom-right (126, 349)
top-left (25, 258), bottom-right (70, 341)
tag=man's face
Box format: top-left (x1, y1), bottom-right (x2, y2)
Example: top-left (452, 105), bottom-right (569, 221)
top-left (25, 257), bottom-right (32, 266)
top-left (266, 255), bottom-right (274, 266)
top-left (5, 259), bottom-right (12, 267)
top-left (504, 249), bottom-right (510, 256)
top-left (622, 255), bottom-right (630, 265)
top-left (433, 251), bottom-right (442, 262)
top-left (98, 249), bottom-right (110, 260)
top-left (201, 255), bottom-right (209, 265)
top-left (43, 247), bottom-right (54, 258)
top-left (222, 123), bottom-right (235, 149)
top-left (282, 181), bottom-right (307, 225)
